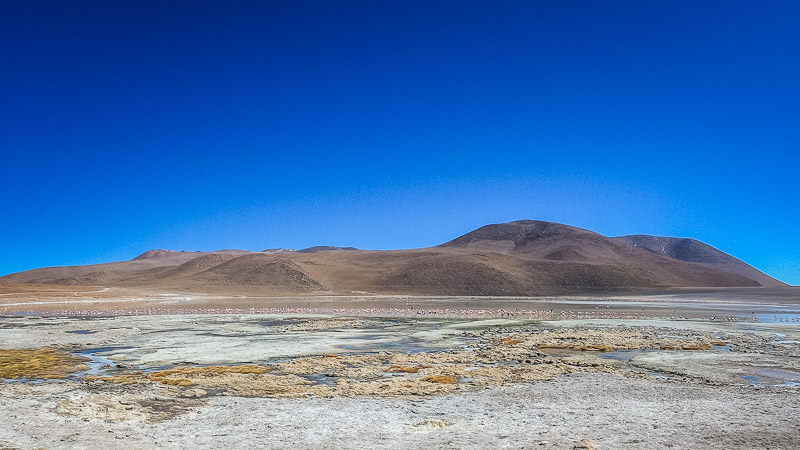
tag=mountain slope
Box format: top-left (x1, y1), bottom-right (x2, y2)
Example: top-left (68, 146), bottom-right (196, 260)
top-left (1, 220), bottom-right (783, 294)
top-left (612, 235), bottom-right (786, 287)
top-left (439, 220), bottom-right (634, 263)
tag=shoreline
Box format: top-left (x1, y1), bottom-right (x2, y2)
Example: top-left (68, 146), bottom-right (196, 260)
top-left (1, 305), bottom-right (780, 323)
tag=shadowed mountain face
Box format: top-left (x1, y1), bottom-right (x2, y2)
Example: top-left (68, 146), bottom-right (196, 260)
top-left (189, 254), bottom-right (323, 291)
top-left (611, 235), bottom-right (784, 287)
top-left (297, 246), bottom-right (359, 253)
top-left (1, 220), bottom-right (786, 295)
top-left (439, 220), bottom-right (626, 262)
top-left (613, 236), bottom-right (720, 262)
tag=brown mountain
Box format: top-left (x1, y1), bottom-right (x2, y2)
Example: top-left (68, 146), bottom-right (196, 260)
top-left (297, 246), bottom-right (359, 253)
top-left (611, 235), bottom-right (783, 287)
top-left (439, 220), bottom-right (635, 262)
top-left (1, 220), bottom-right (786, 295)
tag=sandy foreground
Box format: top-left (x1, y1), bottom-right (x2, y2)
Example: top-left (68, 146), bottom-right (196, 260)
top-left (3, 373), bottom-right (798, 449)
top-left (1, 301), bottom-right (799, 449)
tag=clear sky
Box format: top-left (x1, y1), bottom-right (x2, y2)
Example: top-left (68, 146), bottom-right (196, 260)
top-left (1, 1), bottom-right (798, 285)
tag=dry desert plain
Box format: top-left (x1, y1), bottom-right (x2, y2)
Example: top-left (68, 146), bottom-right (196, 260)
top-left (1, 285), bottom-right (799, 449)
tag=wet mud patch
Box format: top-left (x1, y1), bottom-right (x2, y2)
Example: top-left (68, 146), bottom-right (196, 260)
top-left (741, 368), bottom-right (800, 387)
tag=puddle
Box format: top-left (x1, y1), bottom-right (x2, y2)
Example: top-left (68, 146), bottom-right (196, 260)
top-left (596, 349), bottom-right (654, 362)
top-left (755, 368), bottom-right (800, 381)
top-left (299, 373), bottom-right (340, 387)
top-left (754, 316), bottom-right (800, 324)
top-left (65, 329), bottom-right (96, 335)
top-left (71, 348), bottom-right (119, 376)
top-left (740, 368), bottom-right (800, 387)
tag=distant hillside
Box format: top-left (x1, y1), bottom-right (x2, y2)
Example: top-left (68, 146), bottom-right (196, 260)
top-left (439, 220), bottom-right (628, 263)
top-left (437, 220), bottom-right (779, 288)
top-left (611, 235), bottom-right (784, 287)
top-left (133, 249), bottom-right (191, 261)
top-left (297, 246), bottom-right (359, 253)
top-left (1, 220), bottom-right (785, 295)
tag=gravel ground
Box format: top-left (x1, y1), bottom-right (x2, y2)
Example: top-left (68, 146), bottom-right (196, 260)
top-left (1, 373), bottom-right (798, 449)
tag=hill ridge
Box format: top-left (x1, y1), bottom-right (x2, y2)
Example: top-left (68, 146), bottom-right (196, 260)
top-left (1, 220), bottom-right (786, 293)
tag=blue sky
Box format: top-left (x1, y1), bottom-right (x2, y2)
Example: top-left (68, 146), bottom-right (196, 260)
top-left (1, 1), bottom-right (798, 285)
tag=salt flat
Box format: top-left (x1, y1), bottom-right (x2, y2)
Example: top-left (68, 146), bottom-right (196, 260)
top-left (1, 302), bottom-right (799, 449)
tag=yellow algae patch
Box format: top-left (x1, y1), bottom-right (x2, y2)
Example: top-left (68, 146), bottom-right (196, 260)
top-left (148, 365), bottom-right (272, 386)
top-left (501, 337), bottom-right (525, 345)
top-left (154, 377), bottom-right (196, 386)
top-left (0, 348), bottom-right (90, 380)
top-left (385, 365), bottom-right (432, 374)
top-left (386, 365), bottom-right (420, 373)
top-left (659, 343), bottom-right (713, 350)
top-left (150, 365), bottom-right (271, 378)
top-left (421, 375), bottom-right (458, 384)
top-left (682, 344), bottom-right (712, 350)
